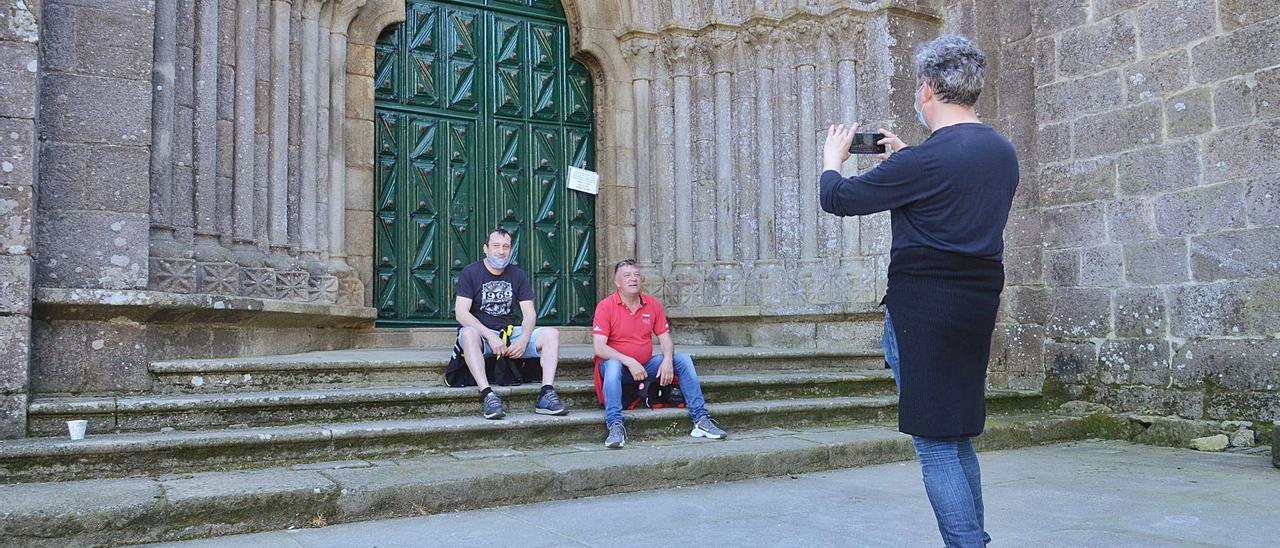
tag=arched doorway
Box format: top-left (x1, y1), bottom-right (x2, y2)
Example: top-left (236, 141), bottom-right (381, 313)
top-left (373, 0), bottom-right (596, 326)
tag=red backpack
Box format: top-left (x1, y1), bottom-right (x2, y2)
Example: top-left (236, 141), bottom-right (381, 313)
top-left (593, 362), bottom-right (686, 410)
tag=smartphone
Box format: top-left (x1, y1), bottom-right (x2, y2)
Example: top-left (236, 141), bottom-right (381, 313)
top-left (849, 132), bottom-right (886, 155)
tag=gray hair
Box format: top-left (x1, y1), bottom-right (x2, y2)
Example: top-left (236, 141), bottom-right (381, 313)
top-left (914, 34), bottom-right (986, 107)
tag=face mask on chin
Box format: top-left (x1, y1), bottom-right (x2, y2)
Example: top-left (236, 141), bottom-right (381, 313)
top-left (485, 254), bottom-right (512, 270)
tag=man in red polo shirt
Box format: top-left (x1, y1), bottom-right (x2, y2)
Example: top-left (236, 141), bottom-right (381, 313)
top-left (592, 259), bottom-right (727, 448)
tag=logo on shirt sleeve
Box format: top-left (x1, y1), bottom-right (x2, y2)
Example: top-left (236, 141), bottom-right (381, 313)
top-left (592, 324), bottom-right (604, 332)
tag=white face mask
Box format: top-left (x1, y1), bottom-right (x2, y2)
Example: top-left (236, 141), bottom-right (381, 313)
top-left (914, 83), bottom-right (929, 130)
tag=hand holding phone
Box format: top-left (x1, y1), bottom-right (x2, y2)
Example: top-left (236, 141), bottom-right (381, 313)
top-left (849, 132), bottom-right (886, 155)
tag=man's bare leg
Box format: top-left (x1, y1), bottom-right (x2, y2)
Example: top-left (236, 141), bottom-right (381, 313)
top-left (458, 326), bottom-right (491, 391)
top-left (536, 327), bottom-right (560, 385)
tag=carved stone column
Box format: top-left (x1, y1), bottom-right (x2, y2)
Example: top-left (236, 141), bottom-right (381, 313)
top-left (232, 0), bottom-right (262, 268)
top-left (747, 23), bottom-right (783, 307)
top-left (623, 37), bottom-right (662, 301)
top-left (267, 0), bottom-right (294, 257)
top-left (330, 0), bottom-right (368, 305)
top-left (299, 0), bottom-right (325, 266)
top-left (664, 34), bottom-right (695, 265)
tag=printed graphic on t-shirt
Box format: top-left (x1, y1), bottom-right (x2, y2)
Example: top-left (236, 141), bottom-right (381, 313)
top-left (480, 280), bottom-right (514, 317)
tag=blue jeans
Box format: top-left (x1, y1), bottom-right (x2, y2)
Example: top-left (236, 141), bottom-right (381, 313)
top-left (883, 308), bottom-right (991, 547)
top-left (599, 353), bottom-right (708, 426)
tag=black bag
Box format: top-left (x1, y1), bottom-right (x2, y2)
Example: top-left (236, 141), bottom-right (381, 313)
top-left (444, 326), bottom-right (541, 387)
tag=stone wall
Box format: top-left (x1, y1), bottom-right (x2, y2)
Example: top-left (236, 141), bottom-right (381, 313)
top-left (610, 1), bottom-right (943, 345)
top-left (0, 0), bottom-right (39, 438)
top-left (1021, 0), bottom-right (1280, 421)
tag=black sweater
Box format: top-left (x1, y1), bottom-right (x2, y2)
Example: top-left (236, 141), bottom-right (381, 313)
top-left (819, 122), bottom-right (1018, 261)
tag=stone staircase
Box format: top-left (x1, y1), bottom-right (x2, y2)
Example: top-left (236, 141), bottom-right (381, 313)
top-left (0, 325), bottom-right (1076, 545)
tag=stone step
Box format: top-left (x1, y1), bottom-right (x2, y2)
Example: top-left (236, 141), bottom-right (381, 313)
top-left (149, 345), bottom-right (887, 394)
top-left (27, 371), bottom-right (899, 436)
top-left (0, 415), bottom-right (1100, 546)
top-left (351, 326), bottom-right (595, 349)
top-left (0, 391), bottom-right (1042, 484)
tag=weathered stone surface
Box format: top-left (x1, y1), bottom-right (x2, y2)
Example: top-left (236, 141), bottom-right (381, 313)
top-left (1134, 0), bottom-right (1216, 55)
top-left (1041, 157), bottom-right (1115, 206)
top-left (1100, 339), bottom-right (1170, 385)
top-left (1096, 385), bottom-right (1204, 418)
top-left (0, 254), bottom-right (30, 315)
top-left (1037, 121), bottom-right (1070, 161)
top-left (1190, 227), bottom-right (1280, 281)
top-left (1079, 244), bottom-right (1123, 287)
top-left (43, 3), bottom-right (154, 80)
top-left (1058, 14), bottom-right (1137, 78)
top-left (1043, 202), bottom-right (1106, 249)
top-left (34, 211), bottom-right (149, 289)
top-left (0, 315), bottom-right (29, 393)
top-left (1123, 238), bottom-right (1188, 284)
top-left (1220, 0), bottom-right (1280, 31)
top-left (1167, 279), bottom-right (1280, 337)
top-left (1229, 428), bottom-right (1256, 447)
top-left (1004, 208), bottom-right (1042, 248)
top-left (1165, 87), bottom-right (1213, 138)
top-left (1257, 64), bottom-right (1280, 120)
top-left (1172, 338), bottom-right (1280, 390)
top-left (1123, 49), bottom-right (1190, 103)
top-left (1213, 77), bottom-right (1257, 128)
top-left (0, 183), bottom-right (32, 255)
top-left (0, 118), bottom-right (35, 188)
top-left (159, 468), bottom-right (339, 535)
top-left (1035, 70), bottom-right (1122, 123)
top-left (1117, 140), bottom-right (1200, 196)
top-left (1154, 183), bottom-right (1247, 238)
top-left (1004, 246), bottom-right (1043, 285)
top-left (1106, 197), bottom-right (1158, 243)
top-left (1030, 0), bottom-right (1088, 36)
top-left (0, 476), bottom-right (161, 541)
top-left (1056, 400), bottom-right (1113, 416)
top-left (1190, 16), bottom-right (1280, 82)
top-left (997, 286), bottom-right (1048, 325)
top-left (988, 324), bottom-right (1044, 375)
top-left (1047, 288), bottom-right (1110, 338)
top-left (1132, 415), bottom-right (1219, 446)
top-left (1114, 287), bottom-right (1167, 337)
top-left (0, 42), bottom-right (37, 119)
top-left (1190, 434), bottom-right (1229, 451)
top-left (1044, 249), bottom-right (1079, 286)
top-left (1073, 101), bottom-right (1162, 157)
top-left (1033, 36), bottom-right (1056, 85)
top-left (1245, 175), bottom-right (1279, 226)
top-left (1204, 121), bottom-right (1280, 183)
top-left (1046, 341), bottom-right (1097, 384)
top-left (39, 73), bottom-right (152, 145)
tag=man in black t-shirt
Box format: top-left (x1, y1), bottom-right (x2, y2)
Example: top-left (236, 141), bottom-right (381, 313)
top-left (455, 228), bottom-right (566, 420)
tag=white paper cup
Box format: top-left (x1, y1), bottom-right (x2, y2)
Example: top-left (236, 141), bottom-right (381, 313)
top-left (67, 419), bottom-right (88, 441)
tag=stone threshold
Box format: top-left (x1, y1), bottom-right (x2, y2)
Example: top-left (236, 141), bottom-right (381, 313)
top-left (666, 302), bottom-right (883, 321)
top-left (0, 415), bottom-right (1095, 546)
top-left (32, 288), bottom-right (377, 328)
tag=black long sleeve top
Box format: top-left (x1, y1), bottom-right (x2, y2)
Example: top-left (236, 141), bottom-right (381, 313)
top-left (819, 122), bottom-right (1019, 261)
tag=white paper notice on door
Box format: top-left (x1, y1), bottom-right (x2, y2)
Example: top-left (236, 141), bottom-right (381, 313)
top-left (566, 165), bottom-right (599, 195)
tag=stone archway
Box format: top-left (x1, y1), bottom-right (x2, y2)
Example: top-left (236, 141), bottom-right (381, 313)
top-left (342, 0), bottom-right (633, 310)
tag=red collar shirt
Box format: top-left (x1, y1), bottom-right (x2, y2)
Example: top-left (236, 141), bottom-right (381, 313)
top-left (591, 292), bottom-right (670, 367)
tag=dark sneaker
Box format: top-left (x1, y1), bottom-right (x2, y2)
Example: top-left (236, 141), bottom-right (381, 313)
top-left (482, 391), bottom-right (505, 420)
top-left (604, 421), bottom-right (627, 449)
top-left (535, 388), bottom-right (568, 416)
top-left (690, 416), bottom-right (726, 439)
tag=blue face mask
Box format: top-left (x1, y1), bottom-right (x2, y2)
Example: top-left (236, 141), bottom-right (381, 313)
top-left (914, 84), bottom-right (929, 131)
top-left (486, 254), bottom-right (512, 270)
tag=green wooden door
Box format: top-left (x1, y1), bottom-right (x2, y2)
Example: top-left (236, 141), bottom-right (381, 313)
top-left (374, 0), bottom-right (596, 326)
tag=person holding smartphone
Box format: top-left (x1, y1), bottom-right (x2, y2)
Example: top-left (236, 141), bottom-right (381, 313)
top-left (819, 34), bottom-right (1017, 548)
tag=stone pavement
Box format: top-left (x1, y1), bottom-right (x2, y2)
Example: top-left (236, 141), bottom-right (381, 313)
top-left (146, 440), bottom-right (1276, 548)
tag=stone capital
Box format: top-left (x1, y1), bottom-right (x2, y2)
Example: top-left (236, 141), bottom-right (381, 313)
top-left (663, 34), bottom-right (699, 78)
top-left (621, 37), bottom-right (660, 80)
top-left (789, 20), bottom-right (821, 67)
top-left (825, 13), bottom-right (865, 62)
top-left (744, 23), bottom-right (780, 66)
top-left (704, 30), bottom-right (737, 71)
top-left (302, 0), bottom-right (329, 19)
